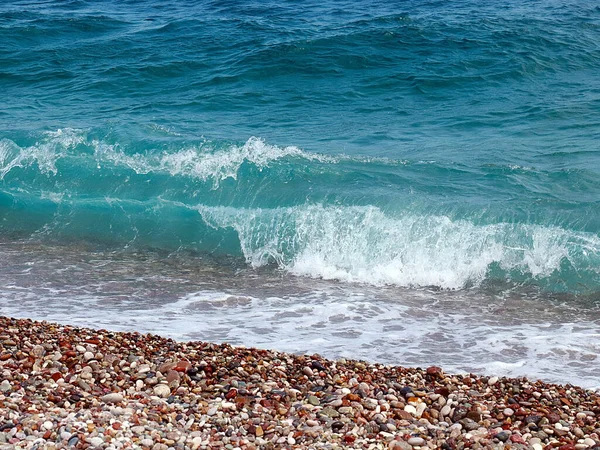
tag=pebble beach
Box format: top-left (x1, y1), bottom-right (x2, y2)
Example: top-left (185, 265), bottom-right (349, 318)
top-left (0, 317), bottom-right (599, 450)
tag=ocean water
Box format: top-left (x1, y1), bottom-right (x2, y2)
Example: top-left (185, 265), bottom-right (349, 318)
top-left (1, 0), bottom-right (599, 388)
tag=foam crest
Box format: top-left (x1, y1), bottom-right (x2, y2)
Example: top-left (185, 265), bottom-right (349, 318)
top-left (94, 136), bottom-right (335, 186)
top-left (159, 136), bottom-right (336, 186)
top-left (198, 204), bottom-right (600, 290)
top-left (0, 128), bottom-right (85, 179)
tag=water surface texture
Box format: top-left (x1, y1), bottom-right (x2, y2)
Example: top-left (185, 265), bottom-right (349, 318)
top-left (1, 0), bottom-right (599, 388)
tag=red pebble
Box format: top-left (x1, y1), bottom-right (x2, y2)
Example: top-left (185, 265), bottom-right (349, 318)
top-left (0, 354), bottom-right (11, 361)
top-left (343, 434), bottom-right (356, 443)
top-left (51, 372), bottom-right (62, 381)
top-left (225, 388), bottom-right (238, 400)
top-left (510, 434), bottom-right (526, 444)
top-left (260, 399), bottom-right (273, 408)
top-left (426, 366), bottom-right (443, 376)
top-left (175, 360), bottom-right (192, 372)
top-left (166, 370), bottom-right (180, 383)
top-left (112, 422), bottom-right (121, 430)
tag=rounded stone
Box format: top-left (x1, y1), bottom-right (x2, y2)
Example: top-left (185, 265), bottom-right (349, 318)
top-left (100, 393), bottom-right (124, 404)
top-left (153, 384), bottom-right (171, 398)
top-left (88, 436), bottom-right (104, 446)
top-left (407, 436), bottom-right (425, 446)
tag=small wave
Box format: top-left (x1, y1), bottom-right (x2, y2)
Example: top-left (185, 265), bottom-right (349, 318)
top-left (197, 204), bottom-right (600, 292)
top-left (0, 130), bottom-right (338, 186)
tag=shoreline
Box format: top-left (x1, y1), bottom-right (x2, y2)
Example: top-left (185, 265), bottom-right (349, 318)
top-left (0, 316), bottom-right (599, 449)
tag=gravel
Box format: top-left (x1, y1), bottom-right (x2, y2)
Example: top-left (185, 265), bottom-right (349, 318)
top-left (1, 316), bottom-right (600, 449)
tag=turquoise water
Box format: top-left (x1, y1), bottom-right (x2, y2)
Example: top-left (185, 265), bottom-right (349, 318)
top-left (1, 1), bottom-right (600, 386)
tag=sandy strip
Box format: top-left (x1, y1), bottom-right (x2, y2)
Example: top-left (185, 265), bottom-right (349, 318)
top-left (0, 316), bottom-right (599, 450)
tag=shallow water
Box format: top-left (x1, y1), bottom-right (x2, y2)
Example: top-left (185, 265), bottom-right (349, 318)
top-left (1, 241), bottom-right (598, 389)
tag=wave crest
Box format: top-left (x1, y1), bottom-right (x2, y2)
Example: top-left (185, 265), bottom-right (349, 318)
top-left (198, 204), bottom-right (600, 291)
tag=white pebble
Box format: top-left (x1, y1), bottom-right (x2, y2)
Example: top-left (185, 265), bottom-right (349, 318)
top-left (503, 408), bottom-right (514, 417)
top-left (153, 384), bottom-right (171, 398)
top-left (88, 437), bottom-right (104, 446)
top-left (404, 404), bottom-right (417, 416)
top-left (60, 431), bottom-right (72, 440)
top-left (42, 421), bottom-right (54, 430)
top-left (191, 436), bottom-right (202, 450)
top-left (407, 436), bottom-right (425, 446)
top-left (83, 351), bottom-right (94, 361)
top-left (488, 376), bottom-right (499, 386)
top-left (101, 393), bottom-right (124, 404)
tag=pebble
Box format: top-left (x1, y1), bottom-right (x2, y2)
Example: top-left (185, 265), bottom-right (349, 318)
top-left (488, 376), bottom-right (499, 386)
top-left (404, 404), bottom-right (417, 416)
top-left (101, 393), bottom-right (124, 404)
top-left (0, 316), bottom-right (599, 450)
top-left (153, 384), bottom-right (171, 398)
top-left (88, 436), bottom-right (104, 446)
top-left (407, 437), bottom-right (425, 446)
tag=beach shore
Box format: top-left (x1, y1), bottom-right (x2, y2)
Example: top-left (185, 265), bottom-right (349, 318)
top-left (0, 316), bottom-right (598, 449)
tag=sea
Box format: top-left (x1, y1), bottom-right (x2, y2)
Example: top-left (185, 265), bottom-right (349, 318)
top-left (1, 0), bottom-right (599, 389)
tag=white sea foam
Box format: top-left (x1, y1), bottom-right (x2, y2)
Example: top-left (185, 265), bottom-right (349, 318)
top-left (1, 130), bottom-right (337, 185)
top-left (0, 128), bottom-right (85, 179)
top-left (197, 204), bottom-right (600, 290)
top-left (158, 136), bottom-right (334, 186)
top-left (93, 136), bottom-right (336, 186)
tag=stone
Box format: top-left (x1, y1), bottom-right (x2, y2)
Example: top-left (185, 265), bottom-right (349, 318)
top-left (404, 404), bottom-right (417, 416)
top-left (488, 376), bottom-right (499, 386)
top-left (495, 431), bottom-right (510, 442)
top-left (426, 366), bottom-right (443, 377)
top-left (31, 345), bottom-right (45, 357)
top-left (166, 370), bottom-right (180, 383)
top-left (307, 395), bottom-right (320, 406)
top-left (88, 436), bottom-right (104, 446)
top-left (389, 440), bottom-right (412, 450)
top-left (153, 384), bottom-right (171, 398)
top-left (440, 405), bottom-right (451, 417)
top-left (0, 381), bottom-right (10, 393)
top-left (100, 393), bottom-right (124, 404)
top-left (407, 436), bottom-right (425, 446)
